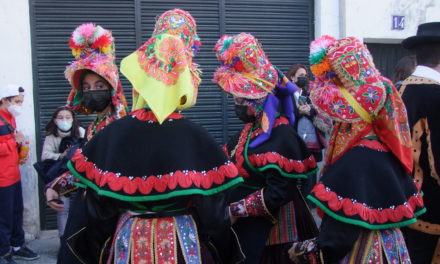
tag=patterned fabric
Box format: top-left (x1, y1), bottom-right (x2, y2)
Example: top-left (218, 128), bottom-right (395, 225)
top-left (344, 229), bottom-right (411, 264)
top-left (65, 23), bottom-right (128, 118)
top-left (85, 110), bottom-right (116, 141)
top-left (229, 189), bottom-right (276, 223)
top-left (46, 172), bottom-right (78, 196)
top-left (121, 9), bottom-right (201, 124)
top-left (309, 36), bottom-right (413, 172)
top-left (266, 201), bottom-right (298, 245)
top-left (155, 217), bottom-right (177, 263)
top-left (175, 215), bottom-right (202, 264)
top-left (131, 217), bottom-right (154, 264)
top-left (109, 213), bottom-right (202, 264)
top-left (114, 217), bottom-right (135, 264)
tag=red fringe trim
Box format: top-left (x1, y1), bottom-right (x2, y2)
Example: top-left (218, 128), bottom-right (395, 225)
top-left (248, 152), bottom-right (317, 174)
top-left (234, 117), bottom-right (303, 178)
top-left (71, 149), bottom-right (238, 195)
top-left (222, 144), bottom-right (230, 159)
top-left (130, 109), bottom-right (183, 122)
top-left (311, 183), bottom-right (424, 224)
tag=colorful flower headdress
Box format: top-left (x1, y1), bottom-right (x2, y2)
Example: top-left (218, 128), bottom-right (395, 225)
top-left (65, 23), bottom-right (128, 117)
top-left (309, 36), bottom-right (385, 123)
top-left (213, 33), bottom-right (297, 147)
top-left (309, 36), bottom-right (413, 173)
top-left (213, 33), bottom-right (278, 99)
top-left (121, 9), bottom-right (202, 124)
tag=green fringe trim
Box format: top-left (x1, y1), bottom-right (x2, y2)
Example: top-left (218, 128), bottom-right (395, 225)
top-left (67, 161), bottom-right (244, 202)
top-left (307, 195), bottom-right (427, 230)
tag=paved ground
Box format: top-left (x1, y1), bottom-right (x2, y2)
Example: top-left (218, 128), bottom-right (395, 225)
top-left (16, 230), bottom-right (58, 264)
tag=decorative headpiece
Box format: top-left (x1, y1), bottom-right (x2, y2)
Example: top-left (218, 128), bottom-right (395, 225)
top-left (309, 36), bottom-right (385, 123)
top-left (309, 36), bottom-right (413, 172)
top-left (65, 23), bottom-right (128, 117)
top-left (121, 9), bottom-right (202, 124)
top-left (213, 33), bottom-right (278, 99)
top-left (213, 33), bottom-right (297, 147)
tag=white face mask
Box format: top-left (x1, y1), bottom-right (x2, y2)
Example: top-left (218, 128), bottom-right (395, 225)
top-left (7, 104), bottom-right (22, 117)
top-left (56, 120), bottom-right (73, 132)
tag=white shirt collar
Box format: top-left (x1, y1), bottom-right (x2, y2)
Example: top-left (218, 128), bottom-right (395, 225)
top-left (412, 65), bottom-right (440, 83)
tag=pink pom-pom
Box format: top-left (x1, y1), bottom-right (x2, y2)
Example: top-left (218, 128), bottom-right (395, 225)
top-left (310, 35), bottom-right (336, 65)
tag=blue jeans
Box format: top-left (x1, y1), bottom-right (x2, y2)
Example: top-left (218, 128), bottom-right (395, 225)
top-left (0, 181), bottom-right (25, 256)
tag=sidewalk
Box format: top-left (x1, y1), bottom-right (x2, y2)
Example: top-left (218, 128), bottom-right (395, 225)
top-left (16, 230), bottom-right (58, 264)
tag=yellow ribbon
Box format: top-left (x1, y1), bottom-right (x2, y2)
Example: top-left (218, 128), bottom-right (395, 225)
top-left (339, 87), bottom-right (372, 123)
top-left (242, 72), bottom-right (274, 94)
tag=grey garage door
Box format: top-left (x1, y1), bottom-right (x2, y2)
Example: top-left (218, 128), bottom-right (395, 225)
top-left (30, 0), bottom-right (314, 229)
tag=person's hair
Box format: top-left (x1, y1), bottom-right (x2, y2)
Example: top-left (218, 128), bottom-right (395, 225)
top-left (286, 64), bottom-right (308, 80)
top-left (45, 106), bottom-right (82, 138)
top-left (415, 43), bottom-right (440, 67)
top-left (392, 55), bottom-right (416, 83)
top-left (0, 87), bottom-right (25, 106)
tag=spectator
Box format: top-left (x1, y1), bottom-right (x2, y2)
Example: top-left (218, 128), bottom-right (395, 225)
top-left (400, 21), bottom-right (440, 264)
top-left (41, 106), bottom-right (85, 238)
top-left (287, 64), bottom-right (326, 200)
top-left (0, 84), bottom-right (38, 264)
top-left (392, 55), bottom-right (416, 90)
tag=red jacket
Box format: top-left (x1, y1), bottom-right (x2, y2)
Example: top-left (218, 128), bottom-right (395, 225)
top-left (0, 109), bottom-right (20, 187)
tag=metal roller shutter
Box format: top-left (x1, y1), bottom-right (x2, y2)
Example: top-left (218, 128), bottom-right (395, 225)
top-left (365, 43), bottom-right (411, 81)
top-left (30, 0), bottom-right (313, 229)
top-left (30, 0), bottom-right (137, 230)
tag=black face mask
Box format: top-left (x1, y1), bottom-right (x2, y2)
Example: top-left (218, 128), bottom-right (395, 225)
top-left (235, 104), bottom-right (255, 123)
top-left (296, 76), bottom-right (308, 88)
top-left (83, 90), bottom-right (111, 112)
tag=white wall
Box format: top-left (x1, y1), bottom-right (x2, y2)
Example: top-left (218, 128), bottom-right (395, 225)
top-left (315, 0), bottom-right (440, 42)
top-left (0, 0), bottom-right (40, 239)
top-left (314, 0), bottom-right (341, 39)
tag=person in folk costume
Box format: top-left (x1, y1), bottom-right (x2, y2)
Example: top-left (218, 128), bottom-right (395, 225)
top-left (399, 22), bottom-right (440, 264)
top-left (213, 33), bottom-right (319, 264)
top-left (44, 23), bottom-right (128, 264)
top-left (287, 36), bottom-right (426, 263)
top-left (56, 9), bottom-right (244, 264)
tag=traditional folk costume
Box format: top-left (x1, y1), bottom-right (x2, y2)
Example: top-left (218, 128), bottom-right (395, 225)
top-left (63, 9), bottom-right (243, 264)
top-left (289, 36), bottom-right (425, 263)
top-left (49, 24), bottom-right (128, 264)
top-left (400, 22), bottom-right (440, 264)
top-left (213, 33), bottom-right (318, 264)
top-left (65, 23), bottom-right (128, 141)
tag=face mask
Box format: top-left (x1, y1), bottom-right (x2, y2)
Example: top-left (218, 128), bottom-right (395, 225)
top-left (296, 76), bottom-right (308, 88)
top-left (7, 104), bottom-right (22, 117)
top-left (56, 120), bottom-right (73, 132)
top-left (83, 90), bottom-right (111, 112)
top-left (235, 104), bottom-right (255, 123)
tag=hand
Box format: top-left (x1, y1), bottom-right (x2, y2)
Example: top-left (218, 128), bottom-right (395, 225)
top-left (299, 104), bottom-right (311, 115)
top-left (59, 148), bottom-right (70, 159)
top-left (14, 131), bottom-right (25, 144)
top-left (46, 188), bottom-right (64, 212)
top-left (288, 243), bottom-right (300, 263)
